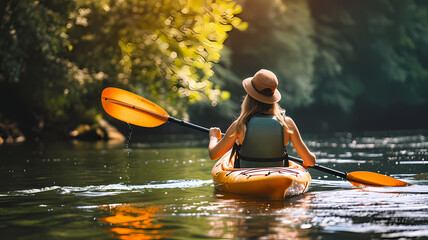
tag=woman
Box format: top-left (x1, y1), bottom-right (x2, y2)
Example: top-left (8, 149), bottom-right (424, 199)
top-left (209, 69), bottom-right (316, 169)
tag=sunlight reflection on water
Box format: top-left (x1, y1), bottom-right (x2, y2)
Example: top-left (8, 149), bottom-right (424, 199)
top-left (6, 180), bottom-right (213, 197)
top-left (1, 131), bottom-right (428, 239)
top-left (306, 184), bottom-right (428, 238)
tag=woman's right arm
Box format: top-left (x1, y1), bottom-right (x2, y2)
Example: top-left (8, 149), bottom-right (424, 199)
top-left (285, 117), bottom-right (316, 168)
top-left (208, 121), bottom-right (239, 160)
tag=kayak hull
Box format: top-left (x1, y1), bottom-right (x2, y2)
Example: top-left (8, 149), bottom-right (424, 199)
top-left (212, 151), bottom-right (311, 200)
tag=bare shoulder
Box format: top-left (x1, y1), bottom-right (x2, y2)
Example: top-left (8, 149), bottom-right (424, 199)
top-left (284, 116), bottom-right (297, 132)
top-left (228, 119), bottom-right (245, 143)
top-left (284, 116), bottom-right (296, 127)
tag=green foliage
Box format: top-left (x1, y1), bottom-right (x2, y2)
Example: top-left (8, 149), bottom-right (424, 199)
top-left (0, 0), bottom-right (72, 83)
top-left (354, 1), bottom-right (428, 107)
top-left (0, 0), bottom-right (244, 138)
top-left (66, 0), bottom-right (246, 119)
top-left (309, 0), bottom-right (428, 112)
top-left (0, 0), bottom-right (95, 135)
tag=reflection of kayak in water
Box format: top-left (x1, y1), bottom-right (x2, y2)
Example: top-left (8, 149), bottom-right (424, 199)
top-left (100, 204), bottom-right (172, 239)
top-left (212, 150), bottom-right (311, 200)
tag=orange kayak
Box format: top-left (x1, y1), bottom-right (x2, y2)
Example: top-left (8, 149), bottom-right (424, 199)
top-left (212, 150), bottom-right (311, 200)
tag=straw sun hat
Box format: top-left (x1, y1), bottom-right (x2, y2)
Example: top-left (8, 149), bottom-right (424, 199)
top-left (242, 69), bottom-right (281, 104)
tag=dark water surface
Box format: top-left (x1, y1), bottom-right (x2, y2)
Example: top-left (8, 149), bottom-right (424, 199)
top-left (1, 131), bottom-right (427, 239)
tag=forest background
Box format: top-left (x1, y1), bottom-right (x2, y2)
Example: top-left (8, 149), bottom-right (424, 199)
top-left (1, 0), bottom-right (428, 143)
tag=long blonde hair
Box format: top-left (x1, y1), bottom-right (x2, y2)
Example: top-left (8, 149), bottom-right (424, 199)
top-left (235, 95), bottom-right (292, 135)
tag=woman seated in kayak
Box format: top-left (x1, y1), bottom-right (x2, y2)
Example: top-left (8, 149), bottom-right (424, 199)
top-left (209, 69), bottom-right (316, 169)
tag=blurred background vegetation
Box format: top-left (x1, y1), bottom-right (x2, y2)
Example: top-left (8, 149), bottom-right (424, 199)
top-left (1, 0), bottom-right (427, 144)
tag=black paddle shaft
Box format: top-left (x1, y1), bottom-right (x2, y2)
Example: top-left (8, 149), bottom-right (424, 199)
top-left (168, 116), bottom-right (211, 133)
top-left (288, 156), bottom-right (348, 179)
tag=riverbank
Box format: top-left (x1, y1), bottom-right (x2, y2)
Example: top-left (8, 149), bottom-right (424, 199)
top-left (0, 118), bottom-right (125, 146)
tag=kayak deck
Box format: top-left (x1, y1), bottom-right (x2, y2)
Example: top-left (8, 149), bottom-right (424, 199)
top-left (212, 150), bottom-right (311, 200)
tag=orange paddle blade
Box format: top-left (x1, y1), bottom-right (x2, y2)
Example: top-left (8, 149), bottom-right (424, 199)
top-left (101, 87), bottom-right (169, 127)
top-left (347, 171), bottom-right (410, 187)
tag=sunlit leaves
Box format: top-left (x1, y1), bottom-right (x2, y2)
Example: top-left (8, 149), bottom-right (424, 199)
top-left (79, 0), bottom-right (241, 117)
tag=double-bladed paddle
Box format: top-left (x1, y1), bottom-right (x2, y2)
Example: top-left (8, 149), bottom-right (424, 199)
top-left (101, 87), bottom-right (410, 187)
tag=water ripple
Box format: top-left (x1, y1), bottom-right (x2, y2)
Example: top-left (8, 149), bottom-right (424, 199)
top-left (2, 179), bottom-right (213, 197)
top-left (307, 187), bottom-right (428, 236)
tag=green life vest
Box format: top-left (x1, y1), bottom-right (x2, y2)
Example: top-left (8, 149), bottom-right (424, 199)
top-left (238, 114), bottom-right (288, 168)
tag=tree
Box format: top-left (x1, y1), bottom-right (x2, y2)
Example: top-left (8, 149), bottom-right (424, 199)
top-left (308, 0), bottom-right (428, 130)
top-left (0, 0), bottom-right (88, 138)
top-left (68, 0), bottom-right (246, 120)
top-left (0, 0), bottom-right (246, 140)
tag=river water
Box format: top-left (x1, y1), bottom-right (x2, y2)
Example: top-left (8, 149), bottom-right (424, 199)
top-left (1, 130), bottom-right (427, 239)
